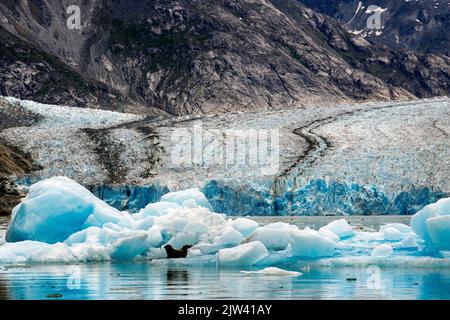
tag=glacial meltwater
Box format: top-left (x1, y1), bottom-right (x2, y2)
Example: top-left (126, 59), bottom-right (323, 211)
top-left (2, 216), bottom-right (450, 300)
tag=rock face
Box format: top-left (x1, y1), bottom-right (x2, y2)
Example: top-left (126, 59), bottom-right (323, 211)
top-left (0, 99), bottom-right (40, 215)
top-left (298, 0), bottom-right (450, 55)
top-left (0, 0), bottom-right (449, 115)
top-left (0, 144), bottom-right (34, 216)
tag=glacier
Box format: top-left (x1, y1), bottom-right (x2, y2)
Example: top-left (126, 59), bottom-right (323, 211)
top-left (203, 179), bottom-right (448, 216)
top-left (3, 97), bottom-right (449, 218)
top-left (14, 177), bottom-right (446, 217)
top-left (1, 176), bottom-right (450, 266)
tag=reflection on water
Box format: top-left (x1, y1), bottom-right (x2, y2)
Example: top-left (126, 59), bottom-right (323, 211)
top-left (1, 262), bottom-right (450, 300)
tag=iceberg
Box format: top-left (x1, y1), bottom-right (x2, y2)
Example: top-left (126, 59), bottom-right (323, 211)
top-left (136, 202), bottom-right (181, 218)
top-left (290, 229), bottom-right (336, 258)
top-left (319, 219), bottom-right (355, 240)
top-left (382, 227), bottom-right (405, 241)
top-left (248, 223), bottom-right (297, 251)
top-left (2, 176), bottom-right (450, 266)
top-left (411, 197), bottom-right (450, 249)
top-left (0, 241), bottom-right (75, 264)
top-left (215, 227), bottom-right (243, 246)
top-left (218, 241), bottom-right (269, 266)
top-left (229, 218), bottom-right (259, 237)
top-left (241, 267), bottom-right (302, 276)
top-left (371, 244), bottom-right (394, 257)
top-left (6, 177), bottom-right (122, 243)
top-left (426, 216), bottom-right (450, 251)
top-left (160, 188), bottom-right (212, 210)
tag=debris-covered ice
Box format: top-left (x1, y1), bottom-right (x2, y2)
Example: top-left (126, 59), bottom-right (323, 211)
top-left (1, 177), bottom-right (450, 267)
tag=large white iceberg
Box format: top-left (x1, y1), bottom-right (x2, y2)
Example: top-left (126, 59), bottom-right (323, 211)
top-left (6, 177), bottom-right (123, 243)
top-left (2, 177), bottom-right (221, 263)
top-left (411, 197), bottom-right (450, 250)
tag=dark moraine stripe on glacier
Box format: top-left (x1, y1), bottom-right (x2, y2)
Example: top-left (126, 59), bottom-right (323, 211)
top-left (201, 179), bottom-right (449, 216)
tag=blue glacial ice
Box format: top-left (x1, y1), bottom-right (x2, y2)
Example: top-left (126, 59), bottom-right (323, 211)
top-left (2, 177), bottom-right (450, 266)
top-left (202, 179), bottom-right (448, 216)
top-left (14, 176), bottom-right (448, 216)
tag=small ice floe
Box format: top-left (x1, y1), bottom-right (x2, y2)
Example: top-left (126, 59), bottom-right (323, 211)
top-left (290, 229), bottom-right (336, 258)
top-left (319, 219), bottom-right (355, 240)
top-left (218, 241), bottom-right (269, 267)
top-left (241, 267), bottom-right (302, 277)
top-left (248, 222), bottom-right (297, 251)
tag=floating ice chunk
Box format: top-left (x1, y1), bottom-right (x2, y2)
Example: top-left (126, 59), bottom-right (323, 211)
top-left (187, 248), bottom-right (202, 257)
top-left (167, 232), bottom-right (198, 250)
top-left (392, 235), bottom-right (420, 249)
top-left (241, 267), bottom-right (302, 276)
top-left (147, 225), bottom-right (165, 248)
top-left (161, 188), bottom-right (212, 210)
top-left (229, 218), bottom-right (259, 237)
top-left (136, 202), bottom-right (181, 218)
top-left (110, 230), bottom-right (148, 260)
top-left (411, 198), bottom-right (450, 243)
top-left (182, 199), bottom-right (199, 208)
top-left (204, 213), bottom-right (227, 227)
top-left (290, 230), bottom-right (336, 258)
top-left (319, 219), bottom-right (355, 240)
top-left (215, 227), bottom-right (243, 246)
top-left (264, 222), bottom-right (298, 231)
top-left (193, 243), bottom-right (227, 255)
top-left (66, 227), bottom-right (148, 260)
top-left (183, 221), bottom-right (209, 234)
top-left (371, 244), bottom-right (393, 257)
top-left (0, 241), bottom-right (75, 264)
top-left (6, 177), bottom-right (123, 244)
top-left (147, 247), bottom-right (167, 259)
top-left (69, 243), bottom-right (111, 261)
top-left (218, 241), bottom-right (269, 267)
top-left (382, 227), bottom-right (404, 241)
top-left (319, 228), bottom-right (340, 242)
top-left (64, 227), bottom-right (106, 245)
top-left (248, 226), bottom-right (293, 251)
top-left (6, 188), bottom-right (95, 243)
top-left (427, 215), bottom-right (450, 251)
top-left (380, 223), bottom-right (412, 234)
top-left (131, 216), bottom-right (154, 231)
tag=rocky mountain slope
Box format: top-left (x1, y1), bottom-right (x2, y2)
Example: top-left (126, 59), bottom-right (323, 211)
top-left (298, 0), bottom-right (450, 55)
top-left (0, 0), bottom-right (449, 115)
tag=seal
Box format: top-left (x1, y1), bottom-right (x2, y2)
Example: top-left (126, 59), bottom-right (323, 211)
top-left (164, 244), bottom-right (192, 258)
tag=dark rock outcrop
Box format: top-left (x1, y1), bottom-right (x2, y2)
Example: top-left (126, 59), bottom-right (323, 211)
top-left (0, 143), bottom-right (36, 216)
top-left (298, 0), bottom-right (450, 55)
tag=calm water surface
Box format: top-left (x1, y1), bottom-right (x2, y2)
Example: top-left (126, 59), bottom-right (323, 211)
top-left (2, 216), bottom-right (450, 300)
